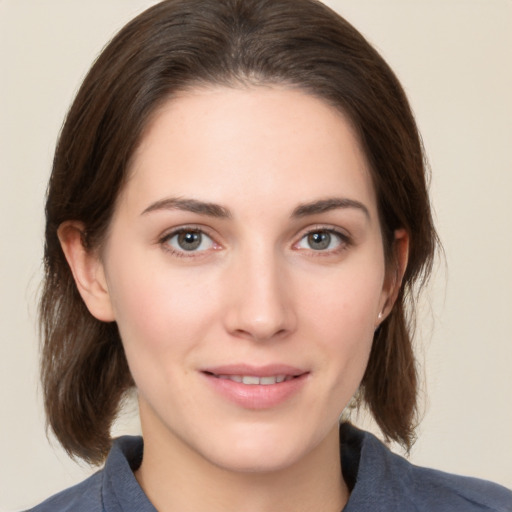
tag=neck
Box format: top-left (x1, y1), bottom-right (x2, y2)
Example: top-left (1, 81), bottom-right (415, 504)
top-left (135, 423), bottom-right (348, 512)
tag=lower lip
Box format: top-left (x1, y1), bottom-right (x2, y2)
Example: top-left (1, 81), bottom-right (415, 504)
top-left (202, 373), bottom-right (309, 410)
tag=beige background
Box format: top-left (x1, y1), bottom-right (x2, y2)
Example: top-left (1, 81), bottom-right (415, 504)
top-left (1, 0), bottom-right (511, 510)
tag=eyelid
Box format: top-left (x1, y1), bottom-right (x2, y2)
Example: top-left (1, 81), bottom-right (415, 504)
top-left (158, 224), bottom-right (221, 257)
top-left (293, 225), bottom-right (352, 253)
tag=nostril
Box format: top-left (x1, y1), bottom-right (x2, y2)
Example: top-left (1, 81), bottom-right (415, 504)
top-left (232, 325), bottom-right (290, 342)
top-left (223, 278), bottom-right (297, 341)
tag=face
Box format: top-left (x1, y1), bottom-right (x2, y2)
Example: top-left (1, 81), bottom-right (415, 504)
top-left (92, 86), bottom-right (395, 473)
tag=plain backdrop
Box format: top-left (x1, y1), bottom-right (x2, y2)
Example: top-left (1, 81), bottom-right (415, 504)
top-left (1, 0), bottom-right (511, 510)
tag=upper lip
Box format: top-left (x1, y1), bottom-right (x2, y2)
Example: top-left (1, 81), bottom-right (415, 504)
top-left (201, 364), bottom-right (307, 377)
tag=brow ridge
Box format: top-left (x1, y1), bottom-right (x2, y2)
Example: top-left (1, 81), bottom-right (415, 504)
top-left (142, 196), bottom-right (368, 220)
top-left (141, 197), bottom-right (232, 218)
top-left (292, 197), bottom-right (370, 218)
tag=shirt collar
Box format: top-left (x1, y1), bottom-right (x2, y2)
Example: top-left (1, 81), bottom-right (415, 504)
top-left (101, 424), bottom-right (375, 512)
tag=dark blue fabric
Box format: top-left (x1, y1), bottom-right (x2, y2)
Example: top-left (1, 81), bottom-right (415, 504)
top-left (28, 424), bottom-right (512, 511)
top-left (27, 436), bottom-right (155, 512)
top-left (339, 424), bottom-right (512, 512)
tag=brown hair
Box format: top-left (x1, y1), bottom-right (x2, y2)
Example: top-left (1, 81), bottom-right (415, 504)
top-left (40, 0), bottom-right (437, 464)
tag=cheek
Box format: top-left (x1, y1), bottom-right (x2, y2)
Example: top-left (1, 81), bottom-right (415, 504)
top-left (299, 259), bottom-right (384, 377)
top-left (105, 250), bottom-right (219, 356)
top-left (107, 265), bottom-right (218, 409)
top-left (303, 262), bottom-right (384, 335)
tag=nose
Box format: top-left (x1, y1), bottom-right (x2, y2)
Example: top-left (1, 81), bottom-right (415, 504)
top-left (223, 248), bottom-right (297, 342)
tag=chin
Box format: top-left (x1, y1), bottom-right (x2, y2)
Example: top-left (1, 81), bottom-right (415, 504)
top-left (195, 421), bottom-right (329, 474)
top-left (207, 444), bottom-right (302, 474)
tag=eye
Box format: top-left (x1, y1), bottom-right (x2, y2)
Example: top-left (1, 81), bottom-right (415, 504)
top-left (162, 228), bottom-right (216, 254)
top-left (295, 229), bottom-right (346, 252)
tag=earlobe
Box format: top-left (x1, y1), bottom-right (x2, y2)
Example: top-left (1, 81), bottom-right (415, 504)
top-left (57, 221), bottom-right (115, 322)
top-left (378, 228), bottom-right (410, 322)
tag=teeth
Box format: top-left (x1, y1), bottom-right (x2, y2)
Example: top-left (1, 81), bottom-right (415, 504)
top-left (216, 374), bottom-right (290, 385)
top-left (243, 376), bottom-right (260, 385)
top-left (218, 374), bottom-right (242, 382)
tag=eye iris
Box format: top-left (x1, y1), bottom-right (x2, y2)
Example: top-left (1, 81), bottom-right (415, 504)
top-left (308, 231), bottom-right (331, 250)
top-left (177, 231), bottom-right (201, 250)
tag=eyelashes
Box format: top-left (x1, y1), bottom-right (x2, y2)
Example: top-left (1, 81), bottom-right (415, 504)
top-left (159, 225), bottom-right (352, 258)
top-left (165, 229), bottom-right (214, 251)
top-left (159, 227), bottom-right (219, 257)
top-left (294, 228), bottom-right (350, 253)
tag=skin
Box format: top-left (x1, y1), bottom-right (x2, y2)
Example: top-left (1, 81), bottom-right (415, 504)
top-left (59, 86), bottom-right (408, 512)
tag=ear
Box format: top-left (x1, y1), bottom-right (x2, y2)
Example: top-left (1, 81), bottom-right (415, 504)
top-left (378, 228), bottom-right (409, 321)
top-left (57, 221), bottom-right (115, 322)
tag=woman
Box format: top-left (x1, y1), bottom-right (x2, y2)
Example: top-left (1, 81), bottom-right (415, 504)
top-left (30, 0), bottom-right (511, 511)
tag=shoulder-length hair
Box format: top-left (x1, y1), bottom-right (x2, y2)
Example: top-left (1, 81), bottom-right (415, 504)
top-left (40, 0), bottom-right (437, 464)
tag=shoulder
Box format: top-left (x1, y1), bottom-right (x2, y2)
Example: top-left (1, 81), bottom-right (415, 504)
top-left (25, 471), bottom-right (103, 512)
top-left (341, 423), bottom-right (512, 512)
top-left (25, 436), bottom-right (149, 512)
top-left (404, 463), bottom-right (512, 512)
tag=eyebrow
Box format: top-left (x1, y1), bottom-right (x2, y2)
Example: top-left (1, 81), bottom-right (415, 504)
top-left (141, 196), bottom-right (369, 220)
top-left (141, 197), bottom-right (232, 218)
top-left (291, 197), bottom-right (370, 219)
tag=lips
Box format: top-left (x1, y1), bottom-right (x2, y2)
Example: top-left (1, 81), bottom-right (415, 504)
top-left (201, 364), bottom-right (308, 409)
top-left (215, 374), bottom-right (292, 385)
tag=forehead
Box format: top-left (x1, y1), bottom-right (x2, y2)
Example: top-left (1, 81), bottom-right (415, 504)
top-left (122, 85), bottom-right (377, 218)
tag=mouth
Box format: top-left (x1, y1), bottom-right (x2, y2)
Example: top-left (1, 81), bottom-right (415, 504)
top-left (200, 364), bottom-right (308, 409)
top-left (204, 373), bottom-right (299, 385)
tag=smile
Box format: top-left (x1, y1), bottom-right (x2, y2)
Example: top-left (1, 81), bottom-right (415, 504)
top-left (201, 365), bottom-right (308, 409)
top-left (214, 374), bottom-right (295, 385)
